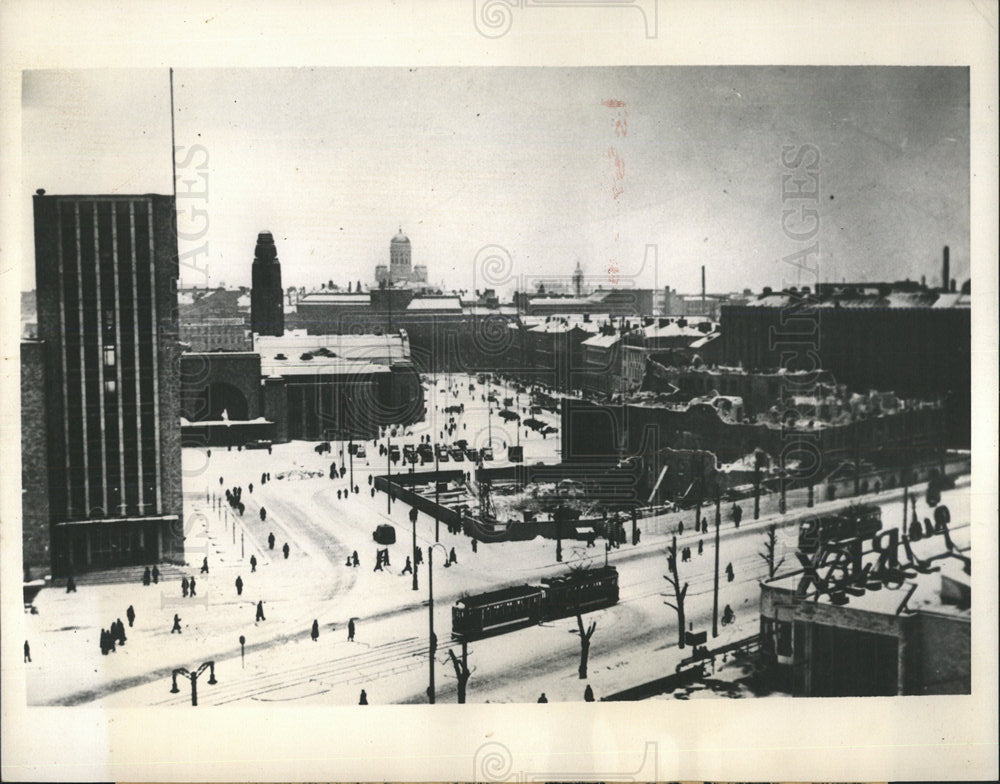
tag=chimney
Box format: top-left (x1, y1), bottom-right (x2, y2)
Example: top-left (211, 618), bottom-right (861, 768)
top-left (942, 246), bottom-right (950, 292)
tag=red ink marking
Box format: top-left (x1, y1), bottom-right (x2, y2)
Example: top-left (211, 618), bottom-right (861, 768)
top-left (602, 99), bottom-right (626, 108)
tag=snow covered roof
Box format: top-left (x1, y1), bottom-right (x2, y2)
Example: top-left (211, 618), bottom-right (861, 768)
top-left (258, 350), bottom-right (390, 377)
top-left (582, 333), bottom-right (621, 348)
top-left (299, 292), bottom-right (372, 305)
top-left (406, 297), bottom-right (462, 311)
top-left (253, 331), bottom-right (409, 362)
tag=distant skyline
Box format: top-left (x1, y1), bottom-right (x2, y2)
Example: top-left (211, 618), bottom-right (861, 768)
top-left (22, 67), bottom-right (969, 296)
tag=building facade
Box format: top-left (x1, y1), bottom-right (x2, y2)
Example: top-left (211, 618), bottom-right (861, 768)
top-left (31, 192), bottom-right (183, 576)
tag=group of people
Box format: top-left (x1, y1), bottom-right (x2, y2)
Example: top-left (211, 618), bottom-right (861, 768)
top-left (536, 684), bottom-right (596, 703)
top-left (181, 576), bottom-right (198, 597)
top-left (100, 615), bottom-right (130, 654)
top-left (141, 565), bottom-right (160, 586)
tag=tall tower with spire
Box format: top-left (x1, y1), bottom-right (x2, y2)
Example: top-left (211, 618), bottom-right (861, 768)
top-left (251, 231), bottom-right (284, 336)
top-left (573, 260), bottom-right (584, 297)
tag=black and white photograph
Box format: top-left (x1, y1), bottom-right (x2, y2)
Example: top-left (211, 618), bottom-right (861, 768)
top-left (2, 2), bottom-right (997, 782)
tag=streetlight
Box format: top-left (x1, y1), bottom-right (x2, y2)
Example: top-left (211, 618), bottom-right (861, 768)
top-left (169, 661), bottom-right (217, 706)
top-left (409, 506), bottom-right (419, 591)
top-left (426, 542), bottom-right (451, 704)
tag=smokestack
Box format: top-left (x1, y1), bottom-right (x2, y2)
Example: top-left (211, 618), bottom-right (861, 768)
top-left (942, 246), bottom-right (950, 292)
top-left (701, 265), bottom-right (706, 307)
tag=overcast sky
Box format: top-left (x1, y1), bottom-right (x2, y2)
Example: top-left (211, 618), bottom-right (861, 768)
top-left (22, 67), bottom-right (969, 296)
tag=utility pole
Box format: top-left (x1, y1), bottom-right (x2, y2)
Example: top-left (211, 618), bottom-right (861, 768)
top-left (434, 448), bottom-right (440, 542)
top-left (427, 542), bottom-right (448, 704)
top-left (712, 487), bottom-right (721, 638)
top-left (410, 506), bottom-right (419, 591)
top-left (387, 428), bottom-right (392, 515)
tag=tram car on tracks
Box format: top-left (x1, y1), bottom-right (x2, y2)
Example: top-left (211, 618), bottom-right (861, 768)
top-left (451, 566), bottom-right (620, 641)
top-left (797, 503), bottom-right (882, 554)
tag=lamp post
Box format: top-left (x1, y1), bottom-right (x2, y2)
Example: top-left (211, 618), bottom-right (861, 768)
top-left (169, 661), bottom-right (217, 706)
top-left (427, 542), bottom-right (450, 704)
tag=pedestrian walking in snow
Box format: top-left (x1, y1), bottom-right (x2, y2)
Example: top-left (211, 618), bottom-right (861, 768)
top-left (584, 684), bottom-right (595, 702)
top-left (189, 576), bottom-right (197, 597)
top-left (256, 601), bottom-right (265, 622)
top-left (66, 574), bottom-right (77, 593)
top-left (367, 474), bottom-right (373, 486)
top-left (171, 614), bottom-right (182, 633)
top-left (370, 487), bottom-right (376, 498)
top-left (152, 565), bottom-right (159, 584)
top-left (472, 538), bottom-right (478, 553)
top-left (24, 640), bottom-right (31, 662)
top-left (449, 547), bottom-right (457, 565)
top-left (726, 562), bottom-right (734, 582)
top-left (142, 567), bottom-right (151, 586)
top-left (282, 542), bottom-right (290, 559)
top-left (311, 619), bottom-right (319, 641)
top-left (115, 618), bottom-right (127, 645)
top-left (382, 548), bottom-right (390, 567)
top-left (352, 550), bottom-right (359, 567)
top-left (126, 605), bottom-right (135, 627)
top-left (201, 557), bottom-right (209, 574)
top-left (414, 547), bottom-right (423, 566)
top-left (235, 575), bottom-right (244, 596)
top-left (373, 553), bottom-right (383, 572)
top-left (268, 532), bottom-right (275, 550)
top-left (181, 577), bottom-right (189, 598)
top-left (698, 539), bottom-right (703, 555)
top-left (250, 554), bottom-right (257, 572)
top-left (537, 693), bottom-right (548, 703)
top-left (402, 556), bottom-right (412, 575)
top-left (678, 521), bottom-right (684, 536)
top-left (248, 482), bottom-right (253, 494)
top-left (348, 618), bottom-right (356, 641)
top-left (359, 689), bottom-right (368, 705)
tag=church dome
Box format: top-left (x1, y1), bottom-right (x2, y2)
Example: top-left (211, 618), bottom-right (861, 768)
top-left (391, 228), bottom-right (410, 245)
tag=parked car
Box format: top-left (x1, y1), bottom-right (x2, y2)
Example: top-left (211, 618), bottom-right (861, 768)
top-left (355, 445), bottom-right (366, 459)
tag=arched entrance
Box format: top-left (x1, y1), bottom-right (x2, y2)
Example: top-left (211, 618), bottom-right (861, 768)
top-left (194, 381), bottom-right (250, 422)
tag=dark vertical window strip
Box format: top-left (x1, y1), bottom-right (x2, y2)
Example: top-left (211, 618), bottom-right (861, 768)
top-left (133, 201), bottom-right (155, 512)
top-left (146, 200), bottom-right (162, 514)
top-left (128, 201), bottom-right (145, 514)
top-left (100, 201), bottom-right (121, 515)
top-left (79, 202), bottom-right (103, 517)
top-left (115, 202), bottom-right (138, 515)
top-left (56, 201), bottom-right (72, 519)
top-left (91, 202), bottom-right (108, 515)
top-left (72, 201), bottom-right (91, 515)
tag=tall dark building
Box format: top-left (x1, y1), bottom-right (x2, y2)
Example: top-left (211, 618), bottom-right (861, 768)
top-left (31, 192), bottom-right (183, 575)
top-left (250, 231), bottom-right (284, 336)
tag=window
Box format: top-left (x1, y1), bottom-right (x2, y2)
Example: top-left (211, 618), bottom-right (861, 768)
top-left (103, 345), bottom-right (116, 368)
top-left (104, 380), bottom-right (117, 395)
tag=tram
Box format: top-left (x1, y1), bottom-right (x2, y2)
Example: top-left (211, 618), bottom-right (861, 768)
top-left (451, 566), bottom-right (620, 641)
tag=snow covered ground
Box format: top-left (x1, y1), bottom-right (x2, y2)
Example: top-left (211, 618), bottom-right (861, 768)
top-left (22, 373), bottom-right (972, 706)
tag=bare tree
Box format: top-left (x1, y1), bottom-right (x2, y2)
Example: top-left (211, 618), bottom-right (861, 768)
top-left (572, 614), bottom-right (597, 679)
top-left (662, 535), bottom-right (689, 649)
top-left (447, 644), bottom-right (472, 704)
top-left (759, 523), bottom-right (786, 580)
